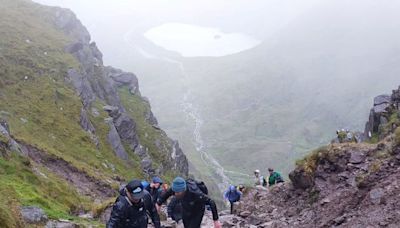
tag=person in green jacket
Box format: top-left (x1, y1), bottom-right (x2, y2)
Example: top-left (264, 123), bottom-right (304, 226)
top-left (268, 168), bottom-right (284, 186)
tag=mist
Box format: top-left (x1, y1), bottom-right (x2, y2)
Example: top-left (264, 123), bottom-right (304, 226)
top-left (33, 0), bottom-right (400, 187)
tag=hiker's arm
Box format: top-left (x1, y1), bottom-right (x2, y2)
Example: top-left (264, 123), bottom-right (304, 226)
top-left (107, 200), bottom-right (124, 228)
top-left (147, 198), bottom-right (161, 228)
top-left (157, 188), bottom-right (173, 205)
top-left (167, 198), bottom-right (175, 218)
top-left (199, 194), bottom-right (219, 221)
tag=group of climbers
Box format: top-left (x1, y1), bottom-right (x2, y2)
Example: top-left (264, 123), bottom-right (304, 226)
top-left (107, 168), bottom-right (284, 227)
top-left (254, 167), bottom-right (284, 187)
top-left (107, 176), bottom-right (221, 228)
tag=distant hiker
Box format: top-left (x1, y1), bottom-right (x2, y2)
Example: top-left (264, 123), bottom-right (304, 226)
top-left (346, 130), bottom-right (354, 142)
top-left (268, 168), bottom-right (284, 187)
top-left (156, 177), bottom-right (221, 228)
top-left (146, 176), bottom-right (163, 204)
top-left (167, 196), bottom-right (183, 224)
top-left (224, 185), bottom-right (242, 214)
top-left (238, 184), bottom-right (245, 193)
top-left (107, 180), bottom-right (161, 228)
top-left (254, 169), bottom-right (267, 187)
top-left (336, 130), bottom-right (346, 143)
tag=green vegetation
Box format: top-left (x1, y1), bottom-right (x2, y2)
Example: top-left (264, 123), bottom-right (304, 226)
top-left (0, 0), bottom-right (182, 225)
top-left (0, 152), bottom-right (93, 227)
top-left (295, 146), bottom-right (330, 175)
top-left (395, 127), bottom-right (400, 147)
top-left (118, 87), bottom-right (179, 182)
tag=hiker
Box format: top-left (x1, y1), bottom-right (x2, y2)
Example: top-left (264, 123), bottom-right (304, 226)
top-left (223, 185), bottom-right (242, 214)
top-left (141, 180), bottom-right (150, 189)
top-left (107, 179), bottom-right (161, 228)
top-left (167, 196), bottom-right (183, 224)
top-left (238, 184), bottom-right (245, 193)
top-left (146, 176), bottom-right (163, 204)
top-left (254, 169), bottom-right (267, 187)
top-left (268, 168), bottom-right (284, 187)
top-left (156, 177), bottom-right (221, 228)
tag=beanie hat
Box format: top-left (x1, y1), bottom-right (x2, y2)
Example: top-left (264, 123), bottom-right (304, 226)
top-left (152, 176), bottom-right (163, 184)
top-left (172, 177), bottom-right (186, 193)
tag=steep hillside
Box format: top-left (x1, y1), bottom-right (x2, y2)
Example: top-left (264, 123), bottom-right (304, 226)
top-left (0, 0), bottom-right (188, 226)
top-left (219, 86), bottom-right (400, 227)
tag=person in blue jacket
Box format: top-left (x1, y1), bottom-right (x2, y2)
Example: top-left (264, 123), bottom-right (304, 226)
top-left (224, 185), bottom-right (242, 214)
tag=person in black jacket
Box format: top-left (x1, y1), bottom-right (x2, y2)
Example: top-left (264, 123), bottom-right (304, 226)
top-left (156, 177), bottom-right (221, 228)
top-left (107, 179), bottom-right (161, 228)
top-left (167, 196), bottom-right (183, 223)
top-left (146, 176), bottom-right (163, 204)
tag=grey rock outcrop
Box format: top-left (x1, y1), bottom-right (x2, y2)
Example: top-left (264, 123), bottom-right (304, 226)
top-left (365, 86), bottom-right (400, 139)
top-left (0, 120), bottom-right (24, 155)
top-left (51, 7), bottom-right (189, 176)
top-left (21, 206), bottom-right (48, 224)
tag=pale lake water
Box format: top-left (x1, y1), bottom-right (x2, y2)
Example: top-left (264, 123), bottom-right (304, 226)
top-left (144, 23), bottom-right (261, 57)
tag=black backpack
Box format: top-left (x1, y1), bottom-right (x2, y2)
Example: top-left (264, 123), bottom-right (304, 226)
top-left (186, 179), bottom-right (208, 195)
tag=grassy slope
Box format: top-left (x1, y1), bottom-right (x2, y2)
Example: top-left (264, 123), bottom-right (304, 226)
top-left (0, 0), bottom-right (177, 226)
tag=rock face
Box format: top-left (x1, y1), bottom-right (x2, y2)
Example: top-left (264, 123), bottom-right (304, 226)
top-left (51, 8), bottom-right (188, 177)
top-left (227, 142), bottom-right (400, 227)
top-left (365, 86), bottom-right (400, 140)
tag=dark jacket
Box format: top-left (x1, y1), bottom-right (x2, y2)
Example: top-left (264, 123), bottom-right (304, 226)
top-left (167, 197), bottom-right (183, 222)
top-left (107, 189), bottom-right (161, 228)
top-left (145, 185), bottom-right (162, 204)
top-left (157, 181), bottom-right (219, 221)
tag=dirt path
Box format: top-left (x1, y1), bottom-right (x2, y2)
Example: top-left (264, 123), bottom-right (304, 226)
top-left (22, 143), bottom-right (115, 200)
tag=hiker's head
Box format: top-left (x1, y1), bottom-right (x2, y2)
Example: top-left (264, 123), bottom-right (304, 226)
top-left (254, 169), bottom-right (260, 177)
top-left (172, 177), bottom-right (186, 198)
top-left (151, 176), bottom-right (163, 188)
top-left (268, 168), bottom-right (274, 173)
top-left (229, 185), bottom-right (236, 192)
top-left (126, 179), bottom-right (145, 204)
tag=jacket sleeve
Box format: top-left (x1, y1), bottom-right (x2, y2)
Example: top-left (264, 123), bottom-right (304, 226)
top-left (107, 199), bottom-right (125, 228)
top-left (145, 195), bottom-right (161, 228)
top-left (198, 193), bottom-right (219, 221)
top-left (167, 197), bottom-right (176, 218)
top-left (157, 188), bottom-right (174, 205)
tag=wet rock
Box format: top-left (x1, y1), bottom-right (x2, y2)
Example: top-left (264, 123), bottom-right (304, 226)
top-left (45, 220), bottom-right (78, 228)
top-left (369, 188), bottom-right (384, 204)
top-left (349, 151), bottom-right (366, 164)
top-left (106, 118), bottom-right (129, 160)
top-left (374, 95), bottom-right (391, 106)
top-left (239, 211), bottom-right (251, 218)
top-left (289, 168), bottom-right (314, 189)
top-left (21, 206), bottom-right (48, 224)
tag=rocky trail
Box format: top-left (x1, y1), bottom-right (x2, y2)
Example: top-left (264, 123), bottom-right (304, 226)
top-left (22, 143), bottom-right (116, 200)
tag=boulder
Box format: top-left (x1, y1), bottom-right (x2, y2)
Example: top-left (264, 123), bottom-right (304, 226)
top-left (374, 95), bottom-right (391, 106)
top-left (21, 206), bottom-right (48, 224)
top-left (289, 168), bottom-right (314, 190)
top-left (369, 188), bottom-right (384, 205)
top-left (349, 151), bottom-right (366, 164)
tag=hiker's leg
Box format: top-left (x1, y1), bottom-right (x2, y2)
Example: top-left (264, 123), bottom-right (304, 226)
top-left (182, 215), bottom-right (190, 228)
top-left (230, 201), bottom-right (234, 214)
top-left (188, 209), bottom-right (205, 228)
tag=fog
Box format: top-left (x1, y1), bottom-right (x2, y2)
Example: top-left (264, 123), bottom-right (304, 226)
top-left (34, 0), bottom-right (400, 188)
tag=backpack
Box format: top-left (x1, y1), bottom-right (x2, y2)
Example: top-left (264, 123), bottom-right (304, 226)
top-left (186, 178), bottom-right (208, 195)
top-left (275, 172), bottom-right (284, 183)
top-left (262, 177), bottom-right (267, 187)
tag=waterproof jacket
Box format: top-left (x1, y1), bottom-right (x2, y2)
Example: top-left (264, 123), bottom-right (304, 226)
top-left (157, 180), bottom-right (219, 221)
top-left (167, 197), bottom-right (183, 222)
top-left (145, 185), bottom-right (163, 204)
top-left (224, 189), bottom-right (242, 203)
top-left (268, 172), bottom-right (284, 186)
top-left (107, 189), bottom-right (161, 228)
